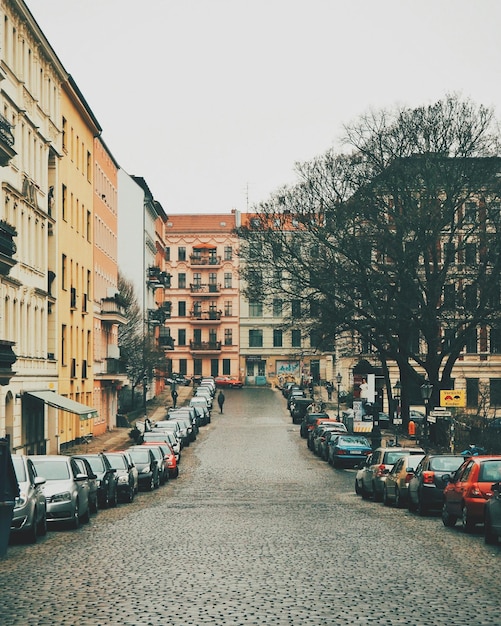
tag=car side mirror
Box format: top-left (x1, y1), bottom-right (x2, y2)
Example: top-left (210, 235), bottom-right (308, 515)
top-left (491, 481), bottom-right (501, 493)
top-left (75, 473), bottom-right (88, 481)
top-left (442, 473), bottom-right (452, 484)
top-left (34, 476), bottom-right (46, 486)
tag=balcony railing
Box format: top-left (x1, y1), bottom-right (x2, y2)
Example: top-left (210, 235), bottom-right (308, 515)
top-left (189, 254), bottom-right (221, 266)
top-left (0, 113), bottom-right (16, 166)
top-left (101, 296), bottom-right (127, 325)
top-left (189, 283), bottom-right (221, 294)
top-left (189, 340), bottom-right (221, 352)
top-left (0, 220), bottom-right (17, 275)
top-left (190, 310), bottom-right (222, 321)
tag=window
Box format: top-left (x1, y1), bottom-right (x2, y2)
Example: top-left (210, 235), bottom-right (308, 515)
top-left (179, 359), bottom-right (187, 376)
top-left (62, 184), bottom-right (67, 220)
top-left (291, 329), bottom-right (301, 347)
top-left (272, 270), bottom-right (282, 289)
top-left (211, 359), bottom-right (219, 377)
top-left (222, 358), bottom-right (231, 375)
top-left (178, 247), bottom-right (186, 261)
top-left (178, 301), bottom-right (186, 317)
top-left (193, 272), bottom-right (201, 286)
top-left (224, 300), bottom-right (232, 316)
top-left (249, 301), bottom-right (263, 317)
top-left (224, 246), bottom-right (232, 260)
top-left (292, 300), bottom-right (301, 318)
top-left (61, 254), bottom-right (67, 289)
top-left (272, 299), bottom-right (282, 317)
top-left (466, 378), bottom-right (479, 408)
top-left (193, 359), bottom-right (202, 376)
top-left (178, 273), bottom-right (186, 289)
top-left (465, 243), bottom-right (476, 265)
top-left (464, 201), bottom-right (477, 224)
top-left (224, 329), bottom-right (232, 345)
top-left (465, 327), bottom-right (477, 353)
top-left (273, 329), bottom-right (283, 347)
top-left (224, 272), bottom-right (232, 288)
top-left (490, 328), bottom-right (501, 354)
top-left (490, 379), bottom-right (501, 407)
top-left (177, 329), bottom-right (186, 346)
top-left (464, 284), bottom-right (477, 311)
top-left (249, 329), bottom-right (263, 347)
top-left (443, 242), bottom-right (455, 263)
top-left (193, 301), bottom-right (202, 316)
top-left (443, 284), bottom-right (455, 309)
top-left (165, 247), bottom-right (170, 261)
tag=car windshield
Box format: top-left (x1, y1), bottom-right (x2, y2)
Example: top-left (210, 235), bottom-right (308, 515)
top-left (338, 436), bottom-right (370, 446)
top-left (145, 447), bottom-right (162, 460)
top-left (479, 460), bottom-right (501, 482)
top-left (12, 456), bottom-right (26, 482)
top-left (31, 459), bottom-right (70, 480)
top-left (129, 449), bottom-right (150, 463)
top-left (105, 454), bottom-right (127, 470)
top-left (83, 456), bottom-right (106, 473)
top-left (429, 456), bottom-right (464, 472)
top-left (383, 452), bottom-right (408, 465)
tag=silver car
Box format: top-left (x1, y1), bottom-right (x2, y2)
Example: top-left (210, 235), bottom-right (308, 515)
top-left (10, 455), bottom-right (47, 543)
top-left (29, 455), bottom-right (90, 529)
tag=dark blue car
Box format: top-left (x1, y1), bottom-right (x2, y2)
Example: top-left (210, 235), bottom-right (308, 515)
top-left (327, 434), bottom-right (372, 468)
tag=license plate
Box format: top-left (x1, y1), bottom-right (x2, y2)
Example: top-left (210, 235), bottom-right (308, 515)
top-left (350, 450), bottom-right (362, 454)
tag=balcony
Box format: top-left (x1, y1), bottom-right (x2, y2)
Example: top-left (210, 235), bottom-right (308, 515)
top-left (0, 339), bottom-right (16, 385)
top-left (0, 220), bottom-right (17, 276)
top-left (147, 266), bottom-right (171, 289)
top-left (190, 283), bottom-right (221, 295)
top-left (190, 310), bottom-right (222, 322)
top-left (189, 253), bottom-right (221, 267)
top-left (100, 296), bottom-right (127, 325)
top-left (189, 340), bottom-right (222, 353)
top-left (0, 113), bottom-right (16, 167)
top-left (148, 308), bottom-right (167, 325)
top-left (159, 327), bottom-right (175, 349)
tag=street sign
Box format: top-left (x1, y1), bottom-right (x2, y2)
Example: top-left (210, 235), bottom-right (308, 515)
top-left (427, 415), bottom-right (436, 424)
top-left (394, 418), bottom-right (402, 425)
top-left (430, 410), bottom-right (452, 418)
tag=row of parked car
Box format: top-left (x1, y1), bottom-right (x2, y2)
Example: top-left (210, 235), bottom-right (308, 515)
top-left (9, 377), bottom-right (218, 545)
top-left (290, 390), bottom-right (501, 546)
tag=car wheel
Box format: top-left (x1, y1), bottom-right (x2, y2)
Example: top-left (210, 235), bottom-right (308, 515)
top-left (461, 504), bottom-right (474, 533)
top-left (441, 502), bottom-right (457, 527)
top-left (361, 483), bottom-right (370, 500)
top-left (395, 487), bottom-right (404, 509)
top-left (38, 509), bottom-right (47, 536)
top-left (355, 479), bottom-right (361, 495)
top-left (383, 487), bottom-right (391, 507)
top-left (128, 487), bottom-right (135, 503)
top-left (484, 512), bottom-right (498, 545)
top-left (417, 498), bottom-right (428, 517)
top-left (148, 476), bottom-right (155, 491)
top-left (81, 503), bottom-right (90, 524)
top-left (110, 487), bottom-right (118, 507)
top-left (71, 501), bottom-right (80, 529)
top-left (25, 511), bottom-right (38, 544)
top-left (408, 495), bottom-right (417, 512)
top-left (90, 495), bottom-right (98, 514)
top-left (373, 482), bottom-right (383, 502)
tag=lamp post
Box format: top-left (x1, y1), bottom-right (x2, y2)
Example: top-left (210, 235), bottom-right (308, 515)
top-left (336, 372), bottom-right (342, 420)
top-left (393, 380), bottom-right (401, 447)
top-left (143, 374), bottom-right (148, 418)
top-left (420, 380), bottom-right (433, 450)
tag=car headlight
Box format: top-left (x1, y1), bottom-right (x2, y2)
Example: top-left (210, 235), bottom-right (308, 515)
top-left (141, 466), bottom-right (151, 474)
top-left (117, 475), bottom-right (129, 484)
top-left (14, 492), bottom-right (28, 508)
top-left (95, 479), bottom-right (102, 487)
top-left (50, 491), bottom-right (72, 503)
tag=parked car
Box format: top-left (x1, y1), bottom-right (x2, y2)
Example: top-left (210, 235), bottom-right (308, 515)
top-left (144, 428), bottom-right (181, 462)
top-left (140, 444), bottom-right (169, 485)
top-left (73, 453), bottom-right (118, 508)
top-left (311, 423), bottom-right (348, 456)
top-left (214, 376), bottom-right (243, 388)
top-left (29, 455), bottom-right (90, 529)
top-left (116, 450), bottom-right (139, 494)
top-left (194, 387), bottom-right (213, 408)
top-left (167, 416), bottom-right (194, 446)
top-left (442, 455), bottom-right (501, 532)
top-left (289, 398), bottom-right (314, 424)
top-left (327, 434), bottom-right (372, 469)
top-left (287, 388), bottom-right (307, 409)
top-left (128, 446), bottom-right (161, 491)
top-left (355, 446), bottom-right (425, 501)
top-left (407, 454), bottom-right (464, 516)
top-left (484, 480), bottom-right (501, 544)
top-left (72, 456), bottom-right (99, 513)
top-left (383, 453), bottom-right (425, 507)
top-left (142, 441), bottom-right (178, 478)
top-left (189, 396), bottom-right (212, 421)
top-left (10, 455), bottom-right (47, 543)
top-left (103, 452), bottom-right (136, 503)
top-left (299, 412), bottom-right (331, 438)
top-left (169, 406), bottom-right (200, 434)
top-left (308, 419), bottom-right (346, 451)
top-left (165, 373), bottom-right (191, 386)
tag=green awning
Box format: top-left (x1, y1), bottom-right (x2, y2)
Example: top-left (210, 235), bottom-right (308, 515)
top-left (26, 390), bottom-right (97, 420)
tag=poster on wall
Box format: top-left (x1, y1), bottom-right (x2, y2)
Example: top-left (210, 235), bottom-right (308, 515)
top-left (276, 360), bottom-right (300, 379)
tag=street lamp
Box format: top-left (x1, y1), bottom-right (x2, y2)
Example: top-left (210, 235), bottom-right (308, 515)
top-left (143, 374), bottom-right (148, 418)
top-left (420, 379), bottom-right (433, 450)
top-left (336, 372), bottom-right (342, 420)
top-left (392, 380), bottom-right (402, 446)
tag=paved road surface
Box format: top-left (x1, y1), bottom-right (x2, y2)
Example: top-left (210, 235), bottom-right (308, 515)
top-left (1, 387), bottom-right (499, 625)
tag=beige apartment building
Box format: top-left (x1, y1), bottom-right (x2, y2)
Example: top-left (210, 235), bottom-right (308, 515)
top-left (163, 213), bottom-right (240, 380)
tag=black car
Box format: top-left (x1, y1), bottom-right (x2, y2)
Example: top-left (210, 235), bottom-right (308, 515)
top-left (290, 398), bottom-right (314, 424)
top-left (103, 452), bottom-right (136, 503)
top-left (299, 412), bottom-right (330, 438)
top-left (128, 446), bottom-right (160, 491)
top-left (407, 454), bottom-right (464, 515)
top-left (72, 456), bottom-right (99, 513)
top-left (73, 453), bottom-right (118, 508)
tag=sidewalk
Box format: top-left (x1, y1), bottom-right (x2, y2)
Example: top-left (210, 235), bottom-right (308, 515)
top-left (66, 384), bottom-right (193, 455)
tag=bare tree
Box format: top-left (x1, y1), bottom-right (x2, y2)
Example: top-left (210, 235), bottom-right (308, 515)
top-left (238, 95), bottom-right (501, 421)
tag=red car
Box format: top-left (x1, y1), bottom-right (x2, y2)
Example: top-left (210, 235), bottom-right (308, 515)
top-left (442, 455), bottom-right (501, 532)
top-left (214, 376), bottom-right (243, 388)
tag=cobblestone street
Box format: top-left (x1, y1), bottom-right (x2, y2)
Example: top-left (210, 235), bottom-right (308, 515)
top-left (1, 387), bottom-right (499, 625)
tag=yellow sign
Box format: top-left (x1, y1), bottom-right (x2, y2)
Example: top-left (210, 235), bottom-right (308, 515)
top-left (440, 390), bottom-right (466, 407)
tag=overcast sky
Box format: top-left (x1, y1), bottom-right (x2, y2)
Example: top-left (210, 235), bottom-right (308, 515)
top-left (26, 0), bottom-right (501, 214)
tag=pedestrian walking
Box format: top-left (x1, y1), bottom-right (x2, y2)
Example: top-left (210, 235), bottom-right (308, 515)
top-left (217, 390), bottom-right (225, 413)
top-left (326, 381), bottom-right (333, 401)
top-left (171, 388), bottom-right (178, 408)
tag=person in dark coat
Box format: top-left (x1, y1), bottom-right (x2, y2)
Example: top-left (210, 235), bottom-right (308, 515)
top-left (217, 390), bottom-right (225, 413)
top-left (171, 388), bottom-right (178, 408)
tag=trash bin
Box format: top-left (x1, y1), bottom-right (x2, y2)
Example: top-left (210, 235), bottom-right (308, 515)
top-left (0, 437), bottom-right (19, 558)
